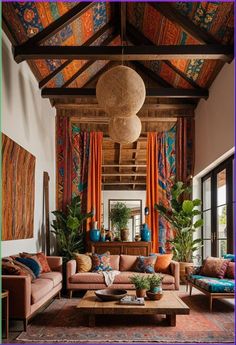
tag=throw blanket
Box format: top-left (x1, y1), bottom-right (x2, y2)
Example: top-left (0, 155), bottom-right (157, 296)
top-left (98, 270), bottom-right (120, 287)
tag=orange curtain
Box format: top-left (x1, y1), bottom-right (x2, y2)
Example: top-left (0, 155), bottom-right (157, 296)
top-left (86, 132), bottom-right (103, 233)
top-left (146, 132), bottom-right (159, 252)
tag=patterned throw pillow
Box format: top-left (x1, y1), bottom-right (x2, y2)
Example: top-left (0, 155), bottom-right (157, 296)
top-left (201, 256), bottom-right (230, 279)
top-left (91, 252), bottom-right (112, 272)
top-left (225, 262), bottom-right (235, 279)
top-left (154, 254), bottom-right (173, 273)
top-left (75, 253), bottom-right (92, 273)
top-left (2, 259), bottom-right (22, 275)
top-left (15, 257), bottom-right (41, 277)
top-left (21, 252), bottom-right (51, 273)
top-left (20, 253), bottom-right (43, 273)
top-left (135, 255), bottom-right (157, 273)
top-left (13, 260), bottom-right (36, 281)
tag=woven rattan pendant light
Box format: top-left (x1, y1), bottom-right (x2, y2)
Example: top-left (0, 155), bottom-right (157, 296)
top-left (96, 65), bottom-right (146, 117)
top-left (108, 115), bottom-right (142, 144)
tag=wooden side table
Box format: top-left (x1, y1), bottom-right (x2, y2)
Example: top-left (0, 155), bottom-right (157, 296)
top-left (1, 290), bottom-right (9, 339)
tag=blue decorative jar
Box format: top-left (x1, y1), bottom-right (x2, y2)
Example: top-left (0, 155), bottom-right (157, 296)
top-left (140, 223), bottom-right (151, 242)
top-left (90, 221), bottom-right (100, 242)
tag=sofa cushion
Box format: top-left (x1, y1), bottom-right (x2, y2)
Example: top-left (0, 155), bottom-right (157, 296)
top-left (91, 252), bottom-right (112, 272)
top-left (134, 255), bottom-right (156, 273)
top-left (201, 256), bottom-right (229, 279)
top-left (113, 272), bottom-right (175, 285)
top-left (39, 272), bottom-right (62, 287)
top-left (110, 255), bottom-right (120, 270)
top-left (69, 273), bottom-right (104, 284)
top-left (225, 262), bottom-right (235, 279)
top-left (120, 255), bottom-right (138, 271)
top-left (31, 279), bottom-right (54, 304)
top-left (223, 254), bottom-right (235, 262)
top-left (190, 275), bottom-right (235, 293)
top-left (15, 257), bottom-right (41, 278)
top-left (75, 253), bottom-right (92, 273)
top-left (155, 254), bottom-right (173, 273)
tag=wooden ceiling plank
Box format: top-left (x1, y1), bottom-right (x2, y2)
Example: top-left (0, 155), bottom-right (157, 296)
top-left (149, 2), bottom-right (218, 44)
top-left (120, 2), bottom-right (127, 43)
top-left (119, 144), bottom-right (122, 182)
top-left (14, 45), bottom-right (233, 63)
top-left (103, 182), bottom-right (146, 185)
top-left (102, 173), bottom-right (146, 177)
top-left (20, 2), bottom-right (94, 47)
top-left (39, 21), bottom-right (114, 89)
top-left (55, 103), bottom-right (195, 111)
top-left (42, 87), bottom-right (209, 99)
top-left (102, 164), bottom-right (146, 168)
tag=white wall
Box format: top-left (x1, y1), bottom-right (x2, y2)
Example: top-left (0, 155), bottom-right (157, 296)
top-left (2, 32), bottom-right (56, 256)
top-left (102, 190), bottom-right (146, 229)
top-left (194, 61), bottom-right (235, 176)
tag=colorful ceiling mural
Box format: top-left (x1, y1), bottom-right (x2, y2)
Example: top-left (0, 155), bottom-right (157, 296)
top-left (2, 1), bottom-right (234, 90)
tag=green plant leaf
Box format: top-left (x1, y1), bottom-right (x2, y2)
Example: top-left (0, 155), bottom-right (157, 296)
top-left (193, 199), bottom-right (201, 206)
top-left (182, 200), bottom-right (194, 214)
top-left (194, 219), bottom-right (204, 228)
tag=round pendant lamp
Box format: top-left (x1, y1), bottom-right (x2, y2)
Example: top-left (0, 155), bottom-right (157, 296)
top-left (108, 115), bottom-right (142, 144)
top-left (96, 65), bottom-right (146, 117)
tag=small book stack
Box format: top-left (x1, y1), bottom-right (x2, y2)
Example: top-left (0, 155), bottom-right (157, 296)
top-left (119, 295), bottom-right (145, 305)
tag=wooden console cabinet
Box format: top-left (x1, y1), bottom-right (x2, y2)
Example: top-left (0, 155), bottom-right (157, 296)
top-left (88, 241), bottom-right (152, 256)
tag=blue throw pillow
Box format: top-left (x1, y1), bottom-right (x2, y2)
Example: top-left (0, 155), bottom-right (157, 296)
top-left (223, 254), bottom-right (235, 262)
top-left (15, 257), bottom-right (41, 277)
top-left (135, 255), bottom-right (157, 273)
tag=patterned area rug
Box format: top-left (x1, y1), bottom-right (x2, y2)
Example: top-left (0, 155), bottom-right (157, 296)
top-left (17, 292), bottom-right (234, 344)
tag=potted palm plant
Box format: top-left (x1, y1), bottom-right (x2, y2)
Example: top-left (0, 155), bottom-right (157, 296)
top-left (129, 274), bottom-right (150, 297)
top-left (155, 181), bottom-right (203, 282)
top-left (51, 195), bottom-right (93, 262)
top-left (110, 202), bottom-right (131, 241)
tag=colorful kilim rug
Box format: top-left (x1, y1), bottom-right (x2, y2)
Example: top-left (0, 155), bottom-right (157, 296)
top-left (17, 292), bottom-right (234, 344)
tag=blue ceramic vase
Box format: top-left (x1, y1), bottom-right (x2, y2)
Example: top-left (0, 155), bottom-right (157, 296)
top-left (90, 221), bottom-right (100, 242)
top-left (140, 223), bottom-right (151, 241)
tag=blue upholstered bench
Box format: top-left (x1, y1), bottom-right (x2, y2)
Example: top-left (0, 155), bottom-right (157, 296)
top-left (187, 265), bottom-right (235, 312)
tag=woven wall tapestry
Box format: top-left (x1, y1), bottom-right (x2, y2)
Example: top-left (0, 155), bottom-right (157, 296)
top-left (2, 134), bottom-right (36, 240)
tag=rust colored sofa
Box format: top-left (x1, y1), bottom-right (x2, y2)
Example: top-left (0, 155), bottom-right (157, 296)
top-left (67, 254), bottom-right (179, 297)
top-left (2, 256), bottom-right (63, 330)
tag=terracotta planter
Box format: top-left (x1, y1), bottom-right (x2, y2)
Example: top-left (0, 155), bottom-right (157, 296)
top-left (136, 289), bottom-right (146, 298)
top-left (179, 262), bottom-right (194, 283)
top-left (121, 228), bottom-right (129, 241)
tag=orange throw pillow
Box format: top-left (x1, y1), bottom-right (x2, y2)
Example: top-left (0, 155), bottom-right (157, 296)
top-left (154, 254), bottom-right (173, 273)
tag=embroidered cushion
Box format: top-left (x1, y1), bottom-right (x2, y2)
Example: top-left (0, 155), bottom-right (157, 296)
top-left (91, 252), bottom-right (112, 272)
top-left (2, 259), bottom-right (22, 275)
top-left (13, 260), bottom-right (36, 281)
top-left (15, 257), bottom-right (41, 278)
top-left (201, 256), bottom-right (229, 279)
top-left (20, 253), bottom-right (43, 273)
top-left (75, 253), bottom-right (92, 273)
top-left (134, 255), bottom-right (157, 273)
top-left (226, 262), bottom-right (235, 279)
top-left (154, 254), bottom-right (173, 273)
top-left (223, 254), bottom-right (235, 262)
top-left (191, 275), bottom-right (235, 293)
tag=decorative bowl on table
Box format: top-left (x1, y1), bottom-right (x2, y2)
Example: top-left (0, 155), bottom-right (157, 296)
top-left (95, 289), bottom-right (127, 301)
top-left (146, 290), bottom-right (163, 301)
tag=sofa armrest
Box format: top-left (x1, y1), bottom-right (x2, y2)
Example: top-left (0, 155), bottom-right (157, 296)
top-left (2, 275), bottom-right (31, 319)
top-left (170, 260), bottom-right (180, 290)
top-left (47, 256), bottom-right (63, 272)
top-left (66, 260), bottom-right (76, 288)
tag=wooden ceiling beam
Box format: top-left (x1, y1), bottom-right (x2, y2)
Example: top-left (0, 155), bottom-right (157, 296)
top-left (20, 2), bottom-right (93, 47)
top-left (120, 2), bottom-right (127, 43)
top-left (103, 182), bottom-right (146, 185)
top-left (39, 21), bottom-right (115, 88)
top-left (132, 61), bottom-right (172, 88)
top-left (149, 2), bottom-right (218, 44)
top-left (42, 87), bottom-right (208, 99)
top-left (102, 173), bottom-right (146, 177)
top-left (55, 103), bottom-right (195, 111)
top-left (14, 44), bottom-right (233, 63)
top-left (102, 164), bottom-right (146, 168)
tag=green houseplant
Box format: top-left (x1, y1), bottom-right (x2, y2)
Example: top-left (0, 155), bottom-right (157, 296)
top-left (147, 273), bottom-right (164, 293)
top-left (110, 202), bottom-right (131, 241)
top-left (129, 274), bottom-right (150, 297)
top-left (51, 195), bottom-right (93, 262)
top-left (154, 181), bottom-right (203, 282)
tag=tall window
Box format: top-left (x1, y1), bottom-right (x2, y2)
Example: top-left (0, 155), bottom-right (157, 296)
top-left (201, 155), bottom-right (234, 258)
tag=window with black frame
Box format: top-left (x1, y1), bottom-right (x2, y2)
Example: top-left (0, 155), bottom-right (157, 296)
top-left (201, 155), bottom-right (234, 259)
